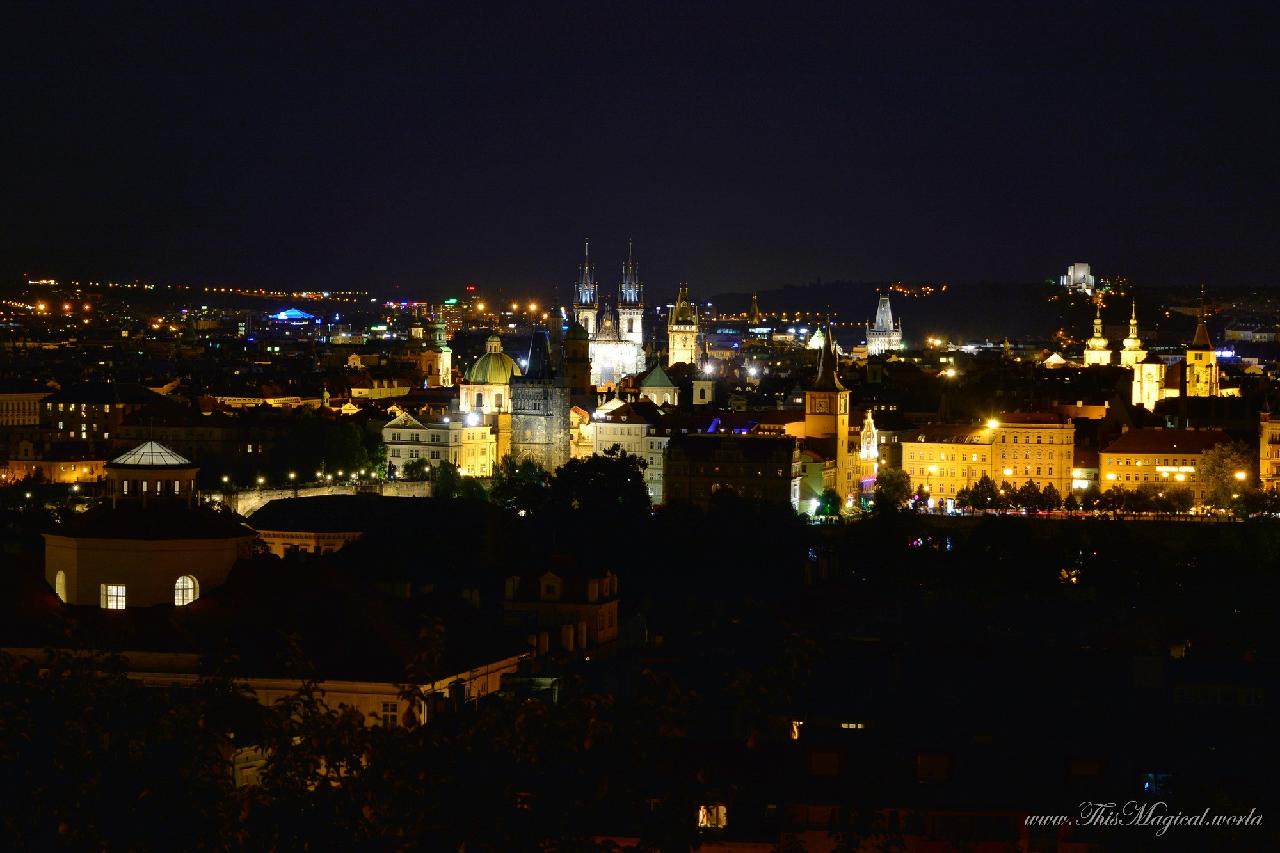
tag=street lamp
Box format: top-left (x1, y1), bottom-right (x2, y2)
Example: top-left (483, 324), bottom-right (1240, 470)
top-left (256, 476), bottom-right (265, 486)
top-left (288, 472), bottom-right (296, 481)
top-left (986, 419), bottom-right (1000, 429)
top-left (1234, 470), bottom-right (1247, 482)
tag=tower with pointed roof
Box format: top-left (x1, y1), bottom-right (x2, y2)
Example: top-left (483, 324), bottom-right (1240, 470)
top-left (748, 292), bottom-right (763, 324)
top-left (1119, 299), bottom-right (1146, 370)
top-left (510, 330), bottom-right (571, 471)
top-left (572, 239), bottom-right (598, 337)
top-left (667, 283), bottom-right (699, 367)
top-left (866, 295), bottom-right (902, 356)
top-left (805, 323), bottom-right (854, 498)
top-left (617, 238), bottom-right (645, 349)
top-left (1083, 302), bottom-right (1112, 366)
top-left (1185, 302), bottom-right (1219, 397)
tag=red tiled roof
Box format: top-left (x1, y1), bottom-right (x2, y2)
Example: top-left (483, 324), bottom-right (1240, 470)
top-left (1101, 428), bottom-right (1232, 455)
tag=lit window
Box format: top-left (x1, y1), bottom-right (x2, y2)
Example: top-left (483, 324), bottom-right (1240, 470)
top-left (54, 570), bottom-right (66, 602)
top-left (840, 721), bottom-right (866, 730)
top-left (100, 584), bottom-right (126, 610)
top-left (174, 575), bottom-right (199, 606)
top-left (697, 804), bottom-right (728, 830)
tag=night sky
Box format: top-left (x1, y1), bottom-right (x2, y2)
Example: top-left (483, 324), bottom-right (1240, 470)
top-left (3, 2), bottom-right (1277, 300)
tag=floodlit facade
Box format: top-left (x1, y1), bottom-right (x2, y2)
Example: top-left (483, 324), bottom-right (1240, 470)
top-left (902, 415), bottom-right (1076, 506)
top-left (1082, 304), bottom-right (1112, 367)
top-left (668, 284), bottom-right (699, 367)
top-left (383, 412), bottom-right (497, 478)
top-left (1099, 428), bottom-right (1233, 506)
top-left (1060, 262), bottom-right (1096, 295)
top-left (865, 295), bottom-right (902, 356)
top-left (1260, 410), bottom-right (1280, 493)
top-left (571, 240), bottom-right (647, 385)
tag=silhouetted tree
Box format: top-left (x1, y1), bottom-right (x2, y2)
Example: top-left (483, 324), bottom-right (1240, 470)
top-left (489, 456), bottom-right (551, 516)
top-left (872, 468), bottom-right (912, 513)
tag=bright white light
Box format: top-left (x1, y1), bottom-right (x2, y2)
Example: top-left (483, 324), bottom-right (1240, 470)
top-left (747, 366), bottom-right (759, 377)
top-left (465, 412), bottom-right (481, 427)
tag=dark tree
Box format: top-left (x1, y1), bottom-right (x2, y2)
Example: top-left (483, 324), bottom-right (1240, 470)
top-left (815, 487), bottom-right (844, 519)
top-left (872, 468), bottom-right (912, 513)
top-left (969, 473), bottom-right (1000, 510)
top-left (549, 447), bottom-right (650, 520)
top-left (489, 455), bottom-right (552, 516)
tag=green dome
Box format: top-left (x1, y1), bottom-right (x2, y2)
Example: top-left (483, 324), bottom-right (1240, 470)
top-left (464, 350), bottom-right (522, 385)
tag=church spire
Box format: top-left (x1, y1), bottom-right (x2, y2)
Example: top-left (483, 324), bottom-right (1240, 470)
top-left (811, 322), bottom-right (846, 392)
top-left (574, 238), bottom-right (596, 307)
top-left (619, 237), bottom-right (642, 306)
top-left (1122, 298), bottom-right (1142, 349)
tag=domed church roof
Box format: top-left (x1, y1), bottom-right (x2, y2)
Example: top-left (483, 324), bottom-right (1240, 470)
top-left (464, 334), bottom-right (523, 385)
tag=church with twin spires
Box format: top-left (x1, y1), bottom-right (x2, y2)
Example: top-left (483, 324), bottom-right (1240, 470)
top-left (572, 239), bottom-right (648, 386)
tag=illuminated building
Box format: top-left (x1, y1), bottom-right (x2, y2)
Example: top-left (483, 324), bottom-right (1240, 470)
top-left (1119, 299), bottom-right (1146, 370)
top-left (570, 240), bottom-right (647, 385)
top-left (42, 382), bottom-right (164, 448)
top-left (902, 414), bottom-right (1075, 507)
top-left (422, 320), bottom-right (453, 388)
top-left (865, 295), bottom-right (902, 356)
top-left (1185, 310), bottom-right (1220, 397)
top-left (383, 411), bottom-right (497, 478)
top-left (1098, 428), bottom-right (1232, 505)
top-left (1260, 407), bottom-right (1280, 492)
top-left (804, 325), bottom-right (855, 497)
top-left (1059, 262), bottom-right (1097, 295)
top-left (44, 442), bottom-right (255, 608)
top-left (1082, 303), bottom-right (1112, 366)
top-left (509, 330), bottom-right (571, 472)
top-left (0, 381), bottom-right (48, 426)
top-left (617, 239), bottom-right (644, 352)
top-left (668, 284), bottom-right (700, 367)
top-left (571, 238), bottom-right (599, 337)
top-left (459, 333), bottom-right (522, 415)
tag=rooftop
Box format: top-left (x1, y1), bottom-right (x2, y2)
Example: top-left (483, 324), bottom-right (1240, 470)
top-left (109, 441), bottom-right (194, 468)
top-left (1101, 428), bottom-right (1233, 456)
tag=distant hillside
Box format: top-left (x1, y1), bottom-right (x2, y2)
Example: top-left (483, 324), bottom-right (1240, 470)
top-left (710, 280), bottom-right (1088, 344)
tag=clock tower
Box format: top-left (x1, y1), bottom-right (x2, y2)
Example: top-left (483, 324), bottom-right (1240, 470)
top-left (805, 323), bottom-right (853, 497)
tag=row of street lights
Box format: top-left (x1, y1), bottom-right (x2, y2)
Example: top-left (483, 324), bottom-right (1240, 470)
top-left (217, 469), bottom-right (374, 490)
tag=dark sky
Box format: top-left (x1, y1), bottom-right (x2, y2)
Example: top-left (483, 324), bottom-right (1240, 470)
top-left (2, 1), bottom-right (1277, 300)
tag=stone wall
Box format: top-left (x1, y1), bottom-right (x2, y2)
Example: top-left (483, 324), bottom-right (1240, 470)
top-left (213, 481), bottom-right (431, 517)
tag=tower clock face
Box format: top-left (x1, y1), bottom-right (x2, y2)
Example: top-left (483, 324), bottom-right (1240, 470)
top-left (813, 397), bottom-right (830, 413)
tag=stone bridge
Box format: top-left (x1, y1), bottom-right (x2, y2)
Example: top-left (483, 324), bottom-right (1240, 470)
top-left (213, 481), bottom-right (431, 517)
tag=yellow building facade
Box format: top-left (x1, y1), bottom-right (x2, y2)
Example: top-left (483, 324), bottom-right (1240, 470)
top-left (903, 415), bottom-right (1075, 505)
top-left (1261, 411), bottom-right (1280, 492)
top-left (1098, 428), bottom-right (1232, 506)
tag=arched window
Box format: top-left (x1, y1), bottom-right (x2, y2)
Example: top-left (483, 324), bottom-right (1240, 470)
top-left (174, 575), bottom-right (199, 606)
top-left (494, 393), bottom-right (503, 410)
top-left (474, 392), bottom-right (483, 409)
top-left (54, 570), bottom-right (66, 602)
